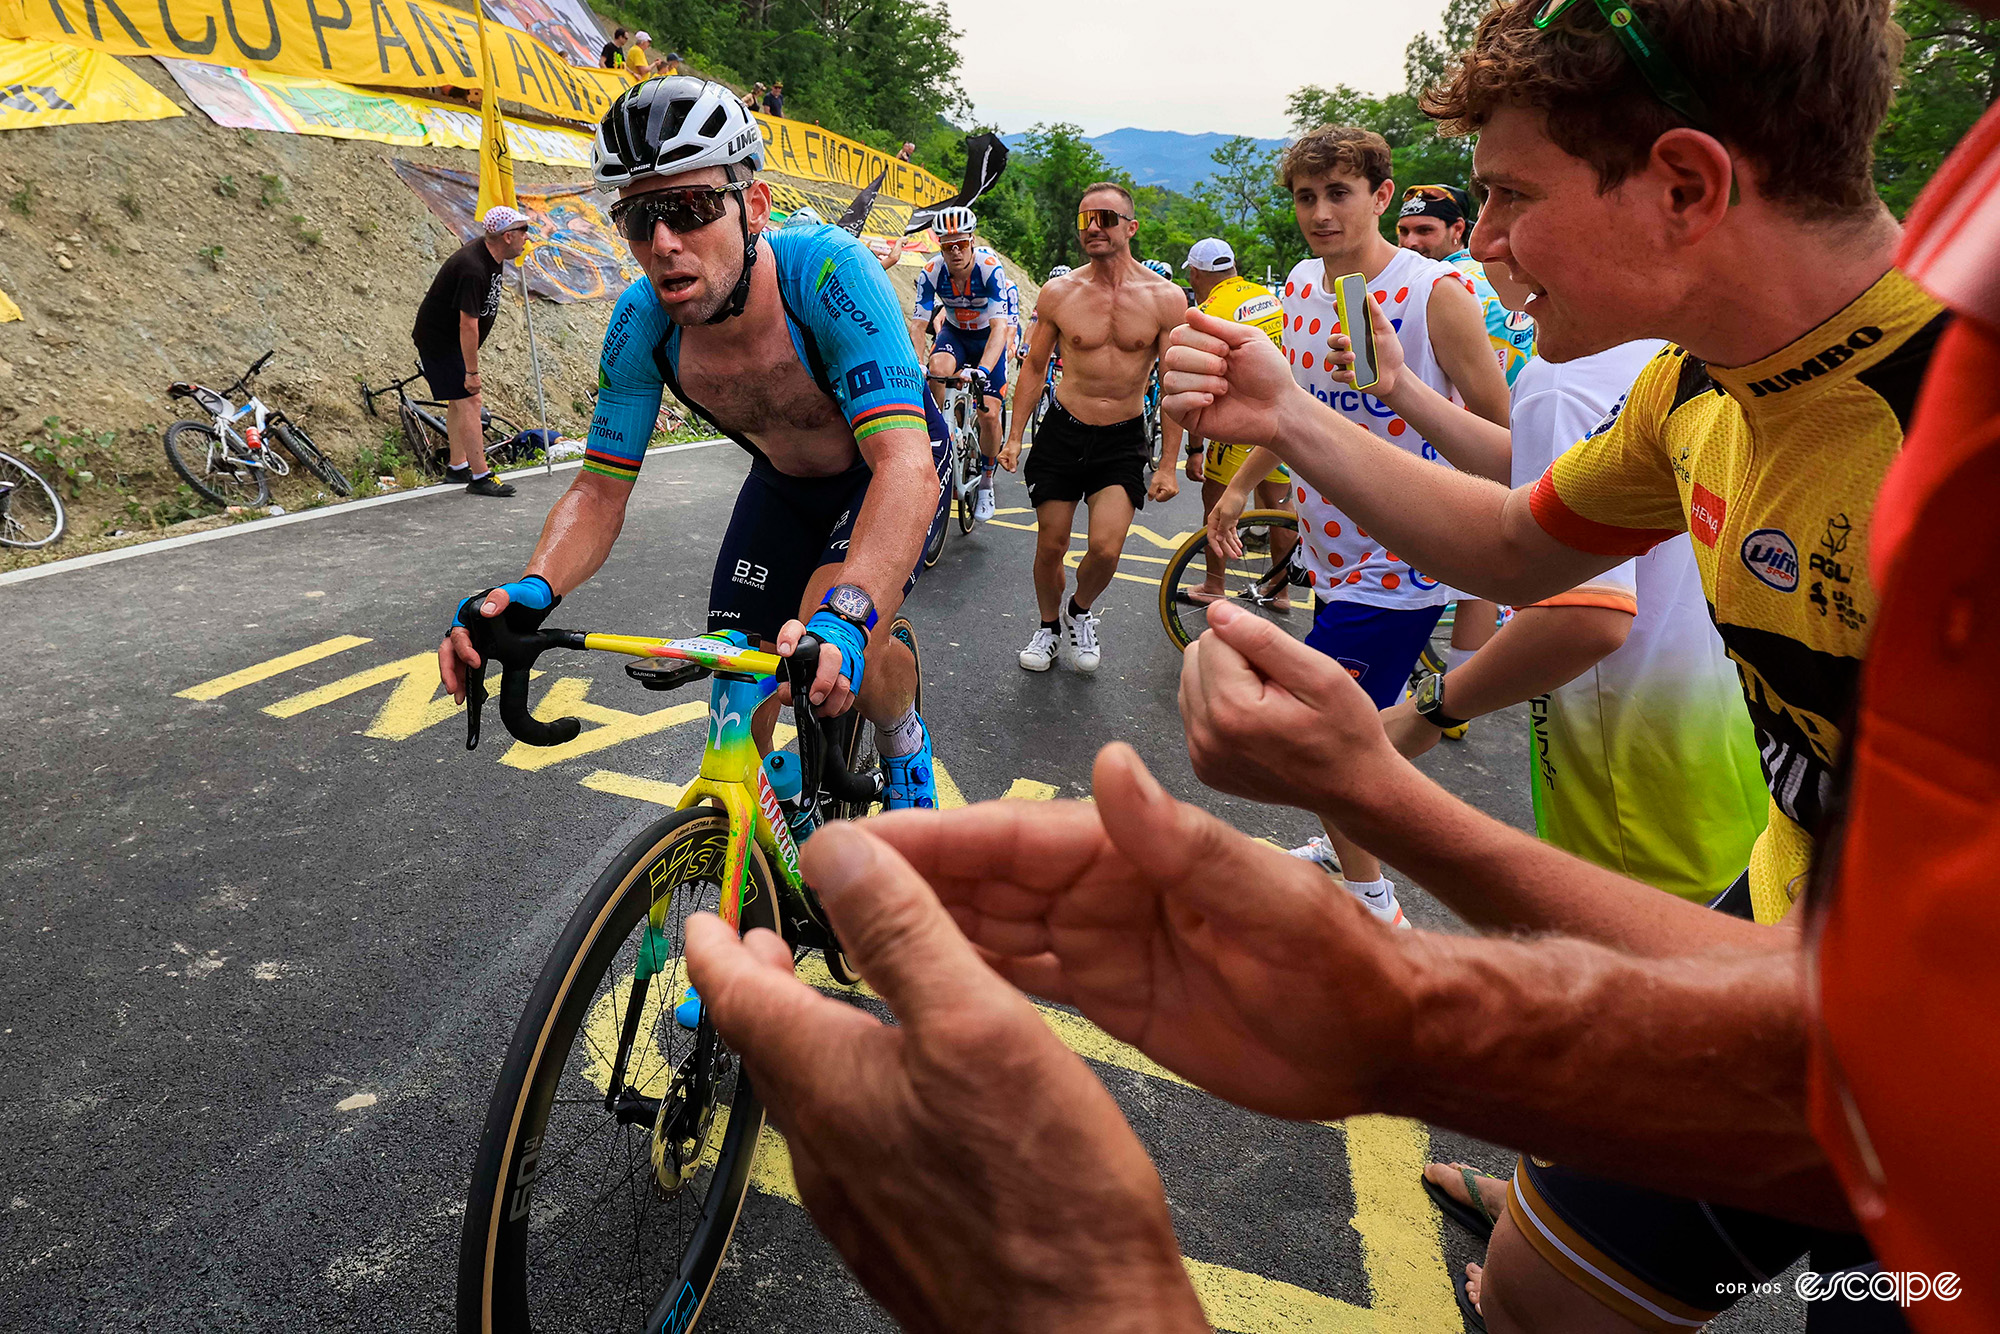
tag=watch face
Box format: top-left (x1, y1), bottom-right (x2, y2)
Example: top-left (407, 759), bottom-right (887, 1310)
top-left (1416, 672), bottom-right (1442, 712)
top-left (828, 584), bottom-right (873, 623)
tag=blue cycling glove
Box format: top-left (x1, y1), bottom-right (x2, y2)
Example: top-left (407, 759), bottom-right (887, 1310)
top-left (804, 609), bottom-right (868, 700)
top-left (454, 575), bottom-right (557, 634)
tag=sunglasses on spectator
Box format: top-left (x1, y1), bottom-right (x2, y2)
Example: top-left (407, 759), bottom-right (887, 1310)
top-left (1403, 183), bottom-right (1471, 212)
top-left (1534, 0), bottom-right (1714, 131)
top-left (1076, 207), bottom-right (1134, 232)
top-left (610, 181), bottom-right (751, 244)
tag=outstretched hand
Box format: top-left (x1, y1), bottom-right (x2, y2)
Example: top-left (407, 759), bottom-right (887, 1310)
top-left (687, 823), bottom-right (1208, 1334)
top-left (864, 741), bottom-right (1416, 1121)
top-left (1161, 310), bottom-right (1301, 450)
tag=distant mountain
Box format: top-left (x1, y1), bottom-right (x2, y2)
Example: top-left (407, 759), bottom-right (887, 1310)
top-left (1001, 127), bottom-right (1288, 196)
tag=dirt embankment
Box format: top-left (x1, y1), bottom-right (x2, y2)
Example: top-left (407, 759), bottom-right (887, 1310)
top-left (0, 56), bottom-right (1037, 569)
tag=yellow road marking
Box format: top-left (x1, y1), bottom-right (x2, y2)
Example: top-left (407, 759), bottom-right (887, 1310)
top-left (176, 635), bottom-right (372, 700)
top-left (580, 770), bottom-right (686, 805)
top-left (1344, 1115), bottom-right (1458, 1331)
top-left (262, 652), bottom-right (536, 743)
top-left (1001, 777), bottom-right (1059, 800)
top-left (499, 679), bottom-right (709, 772)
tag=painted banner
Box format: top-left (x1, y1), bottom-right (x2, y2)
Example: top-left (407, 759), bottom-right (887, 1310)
top-left (393, 158), bottom-right (640, 303)
top-left (415, 97), bottom-right (587, 166)
top-left (0, 0), bottom-right (630, 124)
top-left (0, 285), bottom-right (20, 322)
top-left (160, 55), bottom-right (421, 141)
top-left (480, 0), bottom-right (598, 70)
top-left (0, 34), bottom-right (181, 126)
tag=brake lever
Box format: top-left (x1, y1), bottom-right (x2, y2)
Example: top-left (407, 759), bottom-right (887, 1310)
top-left (464, 659), bottom-right (488, 750)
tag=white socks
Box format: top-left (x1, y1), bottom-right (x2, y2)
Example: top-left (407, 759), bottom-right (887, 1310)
top-left (1442, 645), bottom-right (1475, 673)
top-left (1344, 876), bottom-right (1396, 911)
top-left (878, 706), bottom-right (926, 758)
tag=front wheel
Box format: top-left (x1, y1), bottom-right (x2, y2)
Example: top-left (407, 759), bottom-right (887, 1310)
top-left (921, 438), bottom-right (952, 570)
top-left (953, 413), bottom-right (982, 535)
top-left (272, 421), bottom-right (353, 496)
top-left (0, 451), bottom-right (66, 549)
top-left (456, 807), bottom-right (780, 1334)
top-left (164, 420), bottom-right (269, 508)
top-left (402, 403), bottom-right (450, 477)
top-left (1158, 509), bottom-right (1307, 651)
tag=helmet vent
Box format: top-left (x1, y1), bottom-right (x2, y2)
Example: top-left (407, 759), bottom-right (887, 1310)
top-left (699, 106), bottom-right (728, 139)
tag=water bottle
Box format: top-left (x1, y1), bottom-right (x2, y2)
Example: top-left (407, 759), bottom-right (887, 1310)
top-left (762, 750), bottom-right (817, 845)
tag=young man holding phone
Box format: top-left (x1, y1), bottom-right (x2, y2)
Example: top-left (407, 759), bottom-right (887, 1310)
top-left (1214, 126), bottom-right (1509, 925)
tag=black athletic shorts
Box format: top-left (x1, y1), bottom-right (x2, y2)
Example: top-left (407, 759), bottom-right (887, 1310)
top-left (707, 441), bottom-right (946, 643)
top-left (1022, 398), bottom-right (1149, 510)
top-left (1509, 1156), bottom-right (1907, 1331)
top-left (414, 337), bottom-right (475, 401)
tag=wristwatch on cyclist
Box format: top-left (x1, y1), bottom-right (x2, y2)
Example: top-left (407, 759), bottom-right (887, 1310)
top-left (1412, 671), bottom-right (1470, 730)
top-left (818, 583), bottom-right (879, 634)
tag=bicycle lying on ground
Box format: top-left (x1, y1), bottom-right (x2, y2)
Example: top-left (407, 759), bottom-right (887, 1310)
top-left (163, 352), bottom-right (352, 508)
top-left (455, 610), bottom-right (924, 1334)
top-left (0, 450), bottom-right (65, 549)
top-left (361, 367), bottom-right (531, 479)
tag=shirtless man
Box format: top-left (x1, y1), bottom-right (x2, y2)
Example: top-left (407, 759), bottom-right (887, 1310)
top-left (999, 183), bottom-right (1187, 674)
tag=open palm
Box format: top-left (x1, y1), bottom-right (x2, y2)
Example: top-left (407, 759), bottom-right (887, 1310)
top-left (865, 743), bottom-right (1411, 1121)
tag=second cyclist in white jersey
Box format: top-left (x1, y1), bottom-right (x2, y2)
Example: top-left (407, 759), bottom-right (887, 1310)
top-left (911, 206), bottom-right (1019, 522)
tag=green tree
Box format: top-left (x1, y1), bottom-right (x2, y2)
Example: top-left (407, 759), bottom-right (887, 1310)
top-left (1875, 0), bottom-right (2000, 216)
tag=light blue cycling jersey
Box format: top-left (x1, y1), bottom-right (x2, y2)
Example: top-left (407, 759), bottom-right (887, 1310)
top-left (913, 244), bottom-right (1017, 335)
top-left (584, 224), bottom-right (928, 483)
top-left (1445, 248), bottom-right (1536, 387)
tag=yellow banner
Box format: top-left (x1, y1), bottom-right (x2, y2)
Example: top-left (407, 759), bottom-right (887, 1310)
top-left (0, 34), bottom-right (182, 126)
top-left (0, 285), bottom-right (20, 321)
top-left (405, 96), bottom-right (589, 167)
top-left (0, 0), bottom-right (628, 123)
top-left (751, 110), bottom-right (950, 209)
top-left (473, 9), bottom-right (512, 217)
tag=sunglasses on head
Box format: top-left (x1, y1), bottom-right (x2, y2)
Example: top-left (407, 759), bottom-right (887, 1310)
top-left (1534, 0), bottom-right (1713, 131)
top-left (610, 180), bottom-right (751, 244)
top-left (1077, 207), bottom-right (1134, 232)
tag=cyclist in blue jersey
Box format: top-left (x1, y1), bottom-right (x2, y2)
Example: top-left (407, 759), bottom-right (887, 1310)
top-left (911, 206), bottom-right (1017, 522)
top-left (439, 77), bottom-right (945, 810)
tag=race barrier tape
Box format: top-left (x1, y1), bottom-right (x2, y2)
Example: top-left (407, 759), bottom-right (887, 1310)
top-left (0, 33), bottom-right (182, 126)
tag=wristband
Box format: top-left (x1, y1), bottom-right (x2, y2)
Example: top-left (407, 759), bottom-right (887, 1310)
top-left (805, 610), bottom-right (868, 698)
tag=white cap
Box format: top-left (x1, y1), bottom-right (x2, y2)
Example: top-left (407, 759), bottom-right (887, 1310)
top-left (633, 30), bottom-right (650, 42)
top-left (1185, 238), bottom-right (1235, 272)
top-left (482, 205), bottom-right (530, 234)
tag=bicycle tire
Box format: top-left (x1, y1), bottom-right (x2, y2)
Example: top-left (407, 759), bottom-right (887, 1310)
top-left (272, 422), bottom-right (353, 496)
top-left (921, 448), bottom-right (951, 570)
top-left (164, 419), bottom-right (269, 509)
top-left (1157, 509), bottom-right (1307, 651)
top-left (457, 806), bottom-right (780, 1334)
top-left (401, 403), bottom-right (450, 478)
top-left (953, 409), bottom-right (981, 536)
top-left (0, 450), bottom-right (66, 549)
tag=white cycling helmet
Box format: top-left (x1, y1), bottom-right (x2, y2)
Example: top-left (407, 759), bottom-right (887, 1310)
top-left (932, 205), bottom-right (977, 241)
top-left (1141, 258), bottom-right (1174, 279)
top-left (593, 77), bottom-right (766, 323)
top-left (592, 76), bottom-right (764, 189)
top-left (1047, 263), bottom-right (1072, 279)
top-left (781, 205), bottom-right (826, 228)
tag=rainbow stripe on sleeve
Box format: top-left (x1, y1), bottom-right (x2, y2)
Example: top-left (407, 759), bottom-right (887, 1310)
top-left (582, 447), bottom-right (643, 483)
top-left (850, 402), bottom-right (927, 442)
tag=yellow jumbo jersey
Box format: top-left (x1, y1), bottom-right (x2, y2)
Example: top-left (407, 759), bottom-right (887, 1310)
top-left (1530, 270), bottom-right (1947, 922)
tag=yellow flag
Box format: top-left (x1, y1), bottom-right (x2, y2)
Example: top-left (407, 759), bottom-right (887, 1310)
top-left (475, 10), bottom-right (516, 221)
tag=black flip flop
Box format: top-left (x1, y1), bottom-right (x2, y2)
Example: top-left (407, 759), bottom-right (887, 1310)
top-left (1423, 1165), bottom-right (1500, 1242)
top-left (1455, 1265), bottom-right (1487, 1332)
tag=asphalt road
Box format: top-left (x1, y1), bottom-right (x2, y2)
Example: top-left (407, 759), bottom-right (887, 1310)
top-left (1, 443), bottom-right (1799, 1331)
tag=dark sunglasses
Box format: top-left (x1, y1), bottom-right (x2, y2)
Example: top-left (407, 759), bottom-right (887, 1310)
top-left (610, 181), bottom-right (751, 244)
top-left (1076, 207), bottom-right (1134, 232)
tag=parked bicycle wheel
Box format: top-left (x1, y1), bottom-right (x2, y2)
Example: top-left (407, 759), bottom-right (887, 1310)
top-left (401, 403), bottom-right (450, 477)
top-left (457, 806), bottom-right (780, 1334)
top-left (163, 420), bottom-right (269, 508)
top-left (0, 451), bottom-right (66, 549)
top-left (1157, 509), bottom-right (1308, 651)
top-left (272, 421), bottom-right (353, 496)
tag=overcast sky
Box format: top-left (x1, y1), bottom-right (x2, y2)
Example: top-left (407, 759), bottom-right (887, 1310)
top-left (940, 0), bottom-right (1450, 140)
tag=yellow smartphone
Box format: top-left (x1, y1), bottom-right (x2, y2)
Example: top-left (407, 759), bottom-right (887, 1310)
top-left (1331, 272), bottom-right (1379, 392)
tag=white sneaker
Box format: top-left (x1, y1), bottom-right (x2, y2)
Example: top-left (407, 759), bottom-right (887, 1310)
top-left (1018, 625), bottom-right (1059, 672)
top-left (974, 486), bottom-right (996, 522)
top-left (1352, 884), bottom-right (1411, 929)
top-left (1063, 606), bottom-right (1101, 674)
top-left (1287, 836), bottom-right (1342, 876)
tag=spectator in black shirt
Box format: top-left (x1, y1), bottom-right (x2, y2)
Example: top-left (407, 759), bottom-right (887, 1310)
top-left (763, 81), bottom-right (784, 116)
top-left (411, 205), bottom-right (530, 497)
top-left (599, 28), bottom-right (627, 70)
